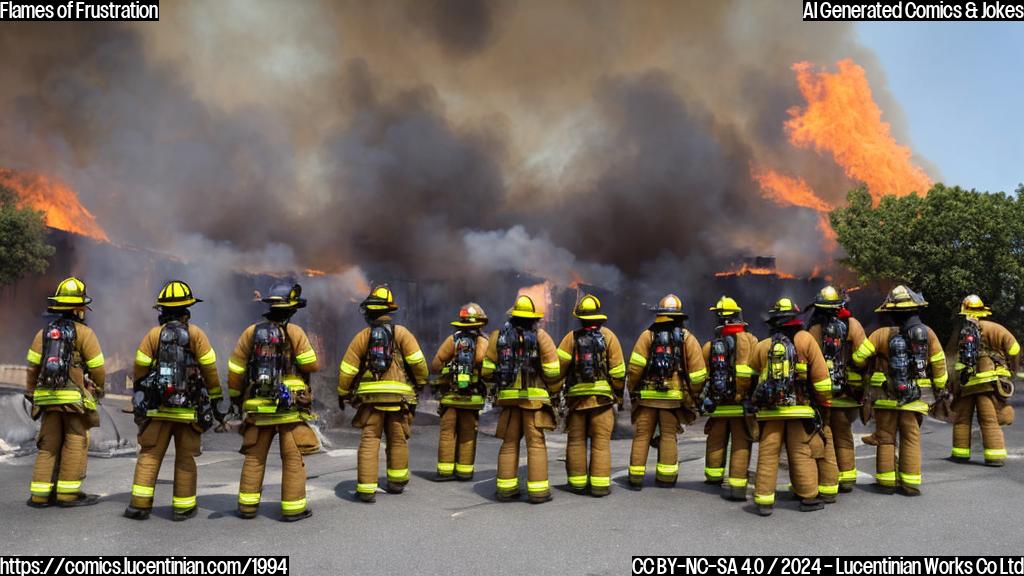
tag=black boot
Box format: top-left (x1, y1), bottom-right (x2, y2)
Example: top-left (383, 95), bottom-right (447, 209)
top-left (123, 506), bottom-right (151, 520)
top-left (757, 505), bottom-right (774, 517)
top-left (799, 498), bottom-right (825, 512)
top-left (26, 498), bottom-right (53, 509)
top-left (495, 491), bottom-right (521, 502)
top-left (528, 492), bottom-right (553, 504)
top-left (58, 493), bottom-right (99, 508)
top-left (385, 482), bottom-right (406, 494)
top-left (281, 509), bottom-right (312, 522)
top-left (357, 492), bottom-right (376, 504)
top-left (172, 507), bottom-right (197, 522)
top-left (875, 483), bottom-right (897, 495)
top-left (237, 507), bottom-right (258, 519)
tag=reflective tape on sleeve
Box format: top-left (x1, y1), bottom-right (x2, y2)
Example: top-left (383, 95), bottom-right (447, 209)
top-left (542, 361), bottom-right (561, 377)
top-left (85, 353), bottom-right (105, 369)
top-left (557, 348), bottom-right (572, 361)
top-left (26, 349), bottom-right (42, 365)
top-left (630, 352), bottom-right (648, 367)
top-left (930, 351), bottom-right (946, 363)
top-left (198, 349), bottom-right (217, 366)
top-left (1009, 342), bottom-right (1021, 357)
top-left (135, 350), bottom-right (153, 366)
top-left (340, 361), bottom-right (360, 376)
top-left (295, 348), bottom-right (317, 365)
top-left (228, 360), bottom-right (246, 375)
top-left (688, 368), bottom-right (707, 384)
top-left (609, 362), bottom-right (626, 378)
top-left (404, 350), bottom-right (425, 365)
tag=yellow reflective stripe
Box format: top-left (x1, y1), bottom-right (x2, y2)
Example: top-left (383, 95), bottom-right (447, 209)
top-left (818, 484), bottom-right (839, 495)
top-left (387, 468), bottom-right (410, 482)
top-left (228, 360), bottom-right (246, 375)
top-left (727, 477), bottom-right (748, 488)
top-left (951, 447), bottom-right (971, 458)
top-left (542, 360), bottom-right (561, 377)
top-left (567, 475), bottom-right (588, 488)
top-left (1009, 342), bottom-right (1021, 357)
top-left (56, 480), bottom-right (81, 494)
top-left (754, 493), bottom-right (775, 506)
top-left (356, 483), bottom-right (377, 494)
top-left (557, 348), bottom-right (572, 361)
top-left (704, 467), bottom-right (725, 479)
top-left (838, 469), bottom-right (858, 482)
top-left (339, 361), bottom-right (360, 376)
top-left (984, 448), bottom-right (1008, 460)
top-left (481, 359), bottom-right (496, 372)
top-left (735, 364), bottom-right (755, 377)
top-left (899, 472), bottom-right (921, 486)
top-left (917, 378), bottom-right (933, 388)
top-left (497, 387), bottom-right (550, 401)
top-left (172, 495), bottom-right (197, 509)
top-left (932, 372), bottom-right (948, 387)
top-left (30, 481), bottom-right (53, 496)
top-left (875, 471), bottom-right (897, 486)
top-left (847, 371), bottom-right (863, 382)
top-left (709, 405), bottom-right (744, 417)
top-left (281, 498), bottom-right (307, 513)
top-left (566, 381), bottom-right (614, 397)
top-left (440, 393), bottom-right (486, 408)
top-left (356, 381), bottom-right (415, 395)
top-left (135, 349), bottom-right (153, 366)
top-left (26, 349), bottom-right (42, 365)
top-left (638, 389), bottom-right (683, 400)
top-left (966, 370), bottom-right (1006, 385)
top-left (630, 352), bottom-right (648, 367)
top-left (132, 484), bottom-right (155, 498)
top-left (852, 339), bottom-right (876, 364)
top-left (496, 477), bottom-right (519, 489)
top-left (405, 350), bottom-right (425, 365)
top-left (147, 407), bottom-right (198, 423)
top-left (85, 353), bottom-right (105, 369)
top-left (527, 480), bottom-right (549, 493)
top-left (870, 372), bottom-right (886, 386)
top-left (295, 348), bottom-right (317, 365)
top-left (628, 465), bottom-right (646, 477)
top-left (656, 463), bottom-right (679, 476)
top-left (455, 464), bottom-right (474, 474)
top-left (795, 362), bottom-right (808, 373)
top-left (237, 492), bottom-right (261, 505)
top-left (33, 389), bottom-right (84, 406)
top-left (930, 351), bottom-right (946, 363)
top-left (689, 368), bottom-right (707, 384)
top-left (755, 405), bottom-right (816, 419)
top-left (198, 348), bottom-right (217, 366)
top-left (590, 476), bottom-right (611, 488)
top-left (436, 462), bottom-right (455, 474)
top-left (609, 362), bottom-right (626, 378)
top-left (813, 378), bottom-right (832, 392)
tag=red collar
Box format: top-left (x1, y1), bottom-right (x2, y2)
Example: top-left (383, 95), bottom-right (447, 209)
top-left (720, 324), bottom-right (746, 336)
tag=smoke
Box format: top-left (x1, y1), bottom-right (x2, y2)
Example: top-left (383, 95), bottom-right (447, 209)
top-left (0, 2), bottom-right (931, 363)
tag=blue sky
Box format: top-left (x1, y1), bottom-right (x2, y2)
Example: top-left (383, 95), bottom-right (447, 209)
top-left (856, 22), bottom-right (1023, 194)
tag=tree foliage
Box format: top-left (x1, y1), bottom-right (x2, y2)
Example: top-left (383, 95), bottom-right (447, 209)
top-left (831, 184), bottom-right (1024, 338)
top-left (0, 184), bottom-right (55, 287)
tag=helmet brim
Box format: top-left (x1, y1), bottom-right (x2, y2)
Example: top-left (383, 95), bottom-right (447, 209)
top-left (154, 297), bottom-right (201, 309)
top-left (574, 312), bottom-right (608, 321)
top-left (508, 308), bottom-right (543, 319)
top-left (451, 319), bottom-right (487, 327)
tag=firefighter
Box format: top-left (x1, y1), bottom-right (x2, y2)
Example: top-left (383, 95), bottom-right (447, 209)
top-left (229, 282), bottom-right (320, 521)
top-left (700, 296), bottom-right (759, 501)
top-left (481, 294), bottom-right (562, 503)
top-left (747, 298), bottom-right (834, 516)
top-left (949, 295), bottom-right (1019, 466)
top-left (25, 277), bottom-right (106, 508)
top-left (851, 285), bottom-right (947, 496)
top-left (430, 303), bottom-right (489, 481)
top-left (338, 286), bottom-right (429, 503)
top-left (626, 294), bottom-right (707, 489)
top-left (555, 294), bottom-right (626, 497)
top-left (124, 280), bottom-right (222, 521)
top-left (806, 285), bottom-right (868, 495)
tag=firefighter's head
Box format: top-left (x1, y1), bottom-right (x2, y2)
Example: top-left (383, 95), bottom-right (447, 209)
top-left (360, 285), bottom-right (397, 321)
top-left (651, 293), bottom-right (687, 324)
top-left (875, 284), bottom-right (927, 325)
top-left (765, 297), bottom-right (803, 330)
top-left (263, 282), bottom-right (306, 321)
top-left (154, 280), bottom-right (200, 322)
top-left (573, 294), bottom-right (607, 326)
top-left (708, 295), bottom-right (744, 326)
top-left (959, 294), bottom-right (992, 318)
top-left (508, 294), bottom-right (543, 328)
top-left (452, 302), bottom-right (488, 328)
top-left (813, 285), bottom-right (845, 315)
top-left (47, 277), bottom-right (92, 319)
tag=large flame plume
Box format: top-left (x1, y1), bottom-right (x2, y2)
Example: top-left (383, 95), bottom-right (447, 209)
top-left (0, 168), bottom-right (109, 241)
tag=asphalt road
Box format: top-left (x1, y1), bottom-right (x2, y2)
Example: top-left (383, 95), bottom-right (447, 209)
top-left (1, 405), bottom-right (1022, 575)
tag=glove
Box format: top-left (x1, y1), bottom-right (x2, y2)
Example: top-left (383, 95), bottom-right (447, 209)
top-left (935, 388), bottom-right (952, 402)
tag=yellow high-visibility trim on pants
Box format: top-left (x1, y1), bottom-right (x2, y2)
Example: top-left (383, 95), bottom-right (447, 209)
top-left (56, 480), bottom-right (81, 494)
top-left (30, 482), bottom-right (53, 496)
top-left (527, 480), bottom-right (549, 493)
top-left (567, 475), bottom-right (588, 488)
top-left (455, 464), bottom-right (474, 475)
top-left (628, 465), bottom-right (646, 477)
top-left (984, 448), bottom-right (1007, 460)
top-left (900, 472), bottom-right (921, 486)
top-left (281, 498), bottom-right (307, 513)
top-left (875, 471), bottom-right (897, 486)
top-left (704, 467), bottom-right (724, 480)
top-left (951, 447), bottom-right (971, 458)
top-left (132, 484), bottom-right (155, 498)
top-left (838, 469), bottom-right (858, 482)
top-left (496, 478), bottom-right (519, 490)
top-left (656, 463), bottom-right (679, 476)
top-left (238, 492), bottom-right (261, 505)
top-left (387, 468), bottom-right (410, 482)
top-left (727, 477), bottom-right (748, 488)
top-left (436, 462), bottom-right (455, 474)
top-left (818, 484), bottom-right (839, 495)
top-left (590, 476), bottom-right (611, 488)
top-left (754, 493), bottom-right (775, 506)
top-left (173, 495), bottom-right (196, 510)
top-left (356, 483), bottom-right (377, 494)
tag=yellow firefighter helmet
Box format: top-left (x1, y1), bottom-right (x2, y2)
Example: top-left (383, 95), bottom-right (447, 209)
top-left (814, 285), bottom-right (845, 309)
top-left (508, 294), bottom-right (544, 319)
top-left (452, 302), bottom-right (488, 327)
top-left (708, 295), bottom-right (742, 317)
top-left (959, 294), bottom-right (992, 318)
top-left (875, 284), bottom-right (928, 313)
top-left (361, 285), bottom-right (398, 312)
top-left (262, 282), bottom-right (306, 309)
top-left (766, 297), bottom-right (802, 324)
top-left (573, 294), bottom-right (608, 321)
top-left (155, 280), bottom-right (201, 309)
top-left (47, 277), bottom-right (92, 311)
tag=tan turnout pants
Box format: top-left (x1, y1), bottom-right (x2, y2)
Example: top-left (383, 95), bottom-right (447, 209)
top-left (356, 407), bottom-right (411, 495)
top-left (952, 393), bottom-right (1007, 463)
top-left (704, 416), bottom-right (752, 489)
top-left (629, 407), bottom-right (680, 485)
top-left (496, 406), bottom-right (551, 499)
top-left (129, 420), bottom-right (201, 511)
top-left (436, 407), bottom-right (479, 479)
top-left (873, 409), bottom-right (922, 489)
top-left (830, 407), bottom-right (859, 488)
top-left (753, 419), bottom-right (824, 506)
top-left (565, 405), bottom-right (614, 494)
top-left (238, 422), bottom-right (308, 516)
top-left (30, 412), bottom-right (91, 504)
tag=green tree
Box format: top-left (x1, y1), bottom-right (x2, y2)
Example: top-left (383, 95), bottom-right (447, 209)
top-left (831, 184), bottom-right (1024, 338)
top-left (0, 184), bottom-right (55, 286)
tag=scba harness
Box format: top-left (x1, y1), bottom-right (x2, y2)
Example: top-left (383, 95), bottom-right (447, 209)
top-left (133, 321), bottom-right (213, 430)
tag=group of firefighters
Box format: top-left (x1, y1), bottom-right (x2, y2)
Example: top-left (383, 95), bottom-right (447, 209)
top-left (22, 277), bottom-right (1019, 520)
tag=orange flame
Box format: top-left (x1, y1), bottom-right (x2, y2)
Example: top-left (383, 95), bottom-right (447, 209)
top-left (714, 263), bottom-right (795, 280)
top-left (568, 270), bottom-right (585, 290)
top-left (0, 168), bottom-right (109, 241)
top-left (786, 60), bottom-right (932, 201)
top-left (750, 165), bottom-right (838, 250)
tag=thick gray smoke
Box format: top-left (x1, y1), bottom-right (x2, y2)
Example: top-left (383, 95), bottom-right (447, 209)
top-left (0, 2), bottom-right (930, 367)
